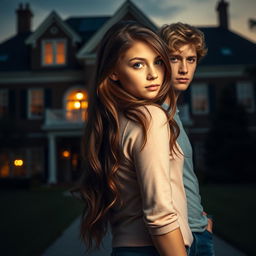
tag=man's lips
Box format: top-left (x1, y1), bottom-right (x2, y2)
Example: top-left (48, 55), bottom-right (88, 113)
top-left (176, 78), bottom-right (189, 83)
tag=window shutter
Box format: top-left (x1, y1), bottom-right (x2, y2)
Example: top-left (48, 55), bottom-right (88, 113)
top-left (9, 90), bottom-right (16, 117)
top-left (20, 89), bottom-right (27, 119)
top-left (208, 84), bottom-right (216, 116)
top-left (45, 89), bottom-right (52, 108)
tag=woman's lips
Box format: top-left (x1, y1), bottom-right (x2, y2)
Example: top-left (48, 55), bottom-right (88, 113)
top-left (145, 84), bottom-right (160, 91)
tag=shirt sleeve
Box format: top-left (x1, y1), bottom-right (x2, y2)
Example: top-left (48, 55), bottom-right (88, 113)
top-left (130, 105), bottom-right (180, 235)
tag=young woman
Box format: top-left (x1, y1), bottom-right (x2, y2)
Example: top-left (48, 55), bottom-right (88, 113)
top-left (74, 21), bottom-right (193, 256)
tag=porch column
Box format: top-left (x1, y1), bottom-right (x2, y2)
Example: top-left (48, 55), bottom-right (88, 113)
top-left (48, 133), bottom-right (57, 184)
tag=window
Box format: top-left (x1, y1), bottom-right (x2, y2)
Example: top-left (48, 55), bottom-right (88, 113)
top-left (42, 39), bottom-right (66, 66)
top-left (28, 89), bottom-right (44, 119)
top-left (0, 153), bottom-right (10, 178)
top-left (65, 89), bottom-right (88, 121)
top-left (0, 89), bottom-right (8, 117)
top-left (236, 82), bottom-right (255, 113)
top-left (191, 83), bottom-right (209, 115)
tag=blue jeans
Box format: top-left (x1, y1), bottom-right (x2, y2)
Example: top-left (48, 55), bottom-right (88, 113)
top-left (189, 230), bottom-right (215, 256)
top-left (111, 246), bottom-right (189, 255)
top-left (111, 246), bottom-right (159, 256)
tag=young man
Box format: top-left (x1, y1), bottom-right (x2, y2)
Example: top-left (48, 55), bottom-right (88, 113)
top-left (160, 22), bottom-right (215, 256)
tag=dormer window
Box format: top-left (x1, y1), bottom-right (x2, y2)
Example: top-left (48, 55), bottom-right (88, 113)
top-left (42, 39), bottom-right (66, 66)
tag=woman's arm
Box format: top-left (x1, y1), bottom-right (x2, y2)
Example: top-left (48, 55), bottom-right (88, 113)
top-left (152, 228), bottom-right (187, 256)
top-left (131, 105), bottom-right (187, 255)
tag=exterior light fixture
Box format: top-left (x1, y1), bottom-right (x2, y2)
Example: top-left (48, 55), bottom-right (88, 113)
top-left (14, 159), bottom-right (23, 167)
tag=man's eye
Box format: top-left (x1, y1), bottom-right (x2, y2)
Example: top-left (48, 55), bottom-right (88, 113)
top-left (188, 57), bottom-right (197, 63)
top-left (133, 62), bottom-right (143, 69)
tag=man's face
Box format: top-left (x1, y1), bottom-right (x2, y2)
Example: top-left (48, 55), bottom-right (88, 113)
top-left (169, 44), bottom-right (197, 91)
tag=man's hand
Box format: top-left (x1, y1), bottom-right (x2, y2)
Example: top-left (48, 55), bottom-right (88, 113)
top-left (203, 211), bottom-right (213, 233)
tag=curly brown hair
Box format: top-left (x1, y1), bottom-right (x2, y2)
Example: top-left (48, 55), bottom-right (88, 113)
top-left (159, 22), bottom-right (208, 62)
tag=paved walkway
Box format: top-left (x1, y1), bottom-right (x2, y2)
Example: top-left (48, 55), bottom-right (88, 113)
top-left (43, 217), bottom-right (247, 256)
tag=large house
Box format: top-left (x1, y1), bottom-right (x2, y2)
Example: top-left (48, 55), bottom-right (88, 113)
top-left (0, 0), bottom-right (255, 184)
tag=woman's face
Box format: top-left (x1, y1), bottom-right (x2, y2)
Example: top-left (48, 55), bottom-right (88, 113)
top-left (111, 41), bottom-right (165, 100)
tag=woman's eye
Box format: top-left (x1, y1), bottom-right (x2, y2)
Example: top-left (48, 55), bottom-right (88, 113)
top-left (155, 59), bottom-right (163, 65)
top-left (170, 57), bottom-right (178, 63)
top-left (133, 62), bottom-right (143, 69)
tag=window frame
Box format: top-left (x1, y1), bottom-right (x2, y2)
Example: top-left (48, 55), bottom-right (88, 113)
top-left (236, 81), bottom-right (255, 113)
top-left (28, 88), bottom-right (45, 119)
top-left (191, 83), bottom-right (209, 115)
top-left (41, 39), bottom-right (67, 67)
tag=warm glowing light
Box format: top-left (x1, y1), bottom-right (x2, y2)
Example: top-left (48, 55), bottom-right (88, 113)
top-left (14, 159), bottom-right (23, 167)
top-left (75, 92), bottom-right (84, 100)
top-left (74, 101), bottom-right (81, 109)
top-left (62, 150), bottom-right (70, 158)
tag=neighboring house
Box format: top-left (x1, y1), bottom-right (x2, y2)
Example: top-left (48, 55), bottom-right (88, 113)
top-left (0, 0), bottom-right (255, 183)
top-left (181, 0), bottom-right (256, 170)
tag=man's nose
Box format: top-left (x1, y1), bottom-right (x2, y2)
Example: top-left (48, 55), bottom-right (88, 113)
top-left (179, 60), bottom-right (188, 74)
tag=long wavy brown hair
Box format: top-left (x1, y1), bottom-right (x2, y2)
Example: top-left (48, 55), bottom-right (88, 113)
top-left (73, 21), bottom-right (179, 250)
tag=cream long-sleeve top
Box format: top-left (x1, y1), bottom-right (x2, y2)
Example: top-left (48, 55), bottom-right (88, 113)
top-left (109, 105), bottom-right (193, 248)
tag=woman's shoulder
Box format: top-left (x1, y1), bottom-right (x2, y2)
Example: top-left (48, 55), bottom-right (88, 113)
top-left (122, 104), bottom-right (168, 131)
top-left (139, 104), bottom-right (168, 123)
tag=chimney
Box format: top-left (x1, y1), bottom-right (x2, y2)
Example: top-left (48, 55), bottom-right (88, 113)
top-left (216, 0), bottom-right (229, 29)
top-left (16, 3), bottom-right (33, 34)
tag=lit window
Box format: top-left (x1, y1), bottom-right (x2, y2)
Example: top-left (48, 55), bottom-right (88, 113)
top-left (65, 89), bottom-right (88, 121)
top-left (42, 40), bottom-right (66, 66)
top-left (0, 89), bottom-right (8, 117)
top-left (191, 83), bottom-right (209, 115)
top-left (236, 82), bottom-right (255, 113)
top-left (28, 89), bottom-right (44, 119)
top-left (44, 42), bottom-right (54, 64)
top-left (56, 41), bottom-right (65, 64)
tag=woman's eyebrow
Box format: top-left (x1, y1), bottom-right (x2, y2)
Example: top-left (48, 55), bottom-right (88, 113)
top-left (129, 57), bottom-right (146, 62)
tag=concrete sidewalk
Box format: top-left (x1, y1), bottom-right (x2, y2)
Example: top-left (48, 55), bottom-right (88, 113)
top-left (43, 217), bottom-right (247, 256)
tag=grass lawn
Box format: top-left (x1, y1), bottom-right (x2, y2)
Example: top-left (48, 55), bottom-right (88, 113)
top-left (200, 184), bottom-right (256, 256)
top-left (0, 185), bottom-right (83, 256)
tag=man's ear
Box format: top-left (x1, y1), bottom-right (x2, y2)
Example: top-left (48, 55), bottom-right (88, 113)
top-left (109, 72), bottom-right (119, 81)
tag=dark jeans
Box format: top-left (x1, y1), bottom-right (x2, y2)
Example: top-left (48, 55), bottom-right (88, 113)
top-left (111, 246), bottom-right (159, 256)
top-left (188, 230), bottom-right (215, 256)
top-left (111, 246), bottom-right (190, 255)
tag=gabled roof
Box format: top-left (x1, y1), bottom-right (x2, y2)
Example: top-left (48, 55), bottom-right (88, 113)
top-left (65, 16), bottom-right (110, 43)
top-left (26, 11), bottom-right (82, 46)
top-left (199, 27), bottom-right (256, 66)
top-left (0, 32), bottom-right (31, 71)
top-left (77, 0), bottom-right (157, 59)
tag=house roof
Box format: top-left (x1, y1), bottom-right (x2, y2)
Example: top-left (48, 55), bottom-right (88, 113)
top-left (25, 11), bottom-right (82, 46)
top-left (199, 27), bottom-right (256, 66)
top-left (76, 0), bottom-right (158, 59)
top-left (0, 32), bottom-right (31, 71)
top-left (1, 1), bottom-right (256, 72)
top-left (65, 16), bottom-right (110, 43)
